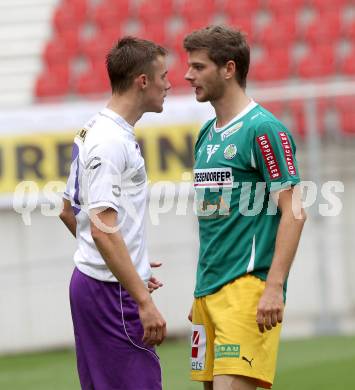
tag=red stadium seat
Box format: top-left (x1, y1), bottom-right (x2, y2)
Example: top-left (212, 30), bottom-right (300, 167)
top-left (97, 25), bottom-right (123, 44)
top-left (187, 16), bottom-right (216, 32)
top-left (91, 0), bottom-right (130, 29)
top-left (226, 16), bottom-right (254, 42)
top-left (335, 97), bottom-right (355, 135)
top-left (257, 15), bottom-right (297, 48)
top-left (297, 45), bottom-right (336, 78)
top-left (56, 28), bottom-right (80, 57)
top-left (73, 60), bottom-right (110, 95)
top-left (169, 29), bottom-right (190, 59)
top-left (263, 0), bottom-right (305, 11)
top-left (180, 0), bottom-right (217, 21)
top-left (339, 48), bottom-right (355, 76)
top-left (53, 0), bottom-right (88, 31)
top-left (308, 0), bottom-right (347, 12)
top-left (262, 101), bottom-right (285, 119)
top-left (251, 48), bottom-right (292, 81)
top-left (343, 20), bottom-right (355, 40)
top-left (168, 63), bottom-right (189, 89)
top-left (222, 0), bottom-right (259, 18)
top-left (79, 30), bottom-right (118, 63)
top-left (35, 65), bottom-right (70, 98)
top-left (303, 11), bottom-right (341, 43)
top-left (43, 37), bottom-right (74, 67)
top-left (140, 22), bottom-right (167, 45)
top-left (286, 99), bottom-right (330, 138)
top-left (287, 100), bottom-right (306, 138)
top-left (137, 0), bottom-right (174, 23)
top-left (264, 0), bottom-right (304, 21)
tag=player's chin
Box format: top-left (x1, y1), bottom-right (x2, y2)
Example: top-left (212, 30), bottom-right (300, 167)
top-left (196, 94), bottom-right (209, 103)
top-left (153, 104), bottom-right (164, 113)
top-left (149, 102), bottom-right (164, 113)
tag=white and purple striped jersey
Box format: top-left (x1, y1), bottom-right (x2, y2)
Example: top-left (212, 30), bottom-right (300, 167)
top-left (64, 107), bottom-right (151, 283)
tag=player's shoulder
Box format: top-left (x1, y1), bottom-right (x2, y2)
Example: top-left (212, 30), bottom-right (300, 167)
top-left (250, 105), bottom-right (292, 138)
top-left (195, 118), bottom-right (215, 150)
top-left (82, 112), bottom-right (127, 150)
top-left (197, 118), bottom-right (215, 140)
top-left (200, 118), bottom-right (215, 131)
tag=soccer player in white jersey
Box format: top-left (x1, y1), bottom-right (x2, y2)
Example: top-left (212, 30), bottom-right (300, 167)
top-left (184, 26), bottom-right (307, 390)
top-left (59, 37), bottom-right (170, 390)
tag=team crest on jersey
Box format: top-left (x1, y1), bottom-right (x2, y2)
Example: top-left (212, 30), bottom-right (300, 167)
top-left (206, 144), bottom-right (220, 162)
top-left (221, 121), bottom-right (243, 141)
top-left (224, 144), bottom-right (237, 160)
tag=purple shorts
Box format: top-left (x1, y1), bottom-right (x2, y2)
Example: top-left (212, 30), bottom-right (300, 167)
top-left (69, 267), bottom-right (162, 390)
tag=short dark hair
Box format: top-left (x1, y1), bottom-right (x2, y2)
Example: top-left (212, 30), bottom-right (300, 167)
top-left (106, 37), bottom-right (167, 93)
top-left (183, 25), bottom-right (250, 89)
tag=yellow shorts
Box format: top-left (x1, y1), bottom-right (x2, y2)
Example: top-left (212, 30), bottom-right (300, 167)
top-left (190, 275), bottom-right (281, 389)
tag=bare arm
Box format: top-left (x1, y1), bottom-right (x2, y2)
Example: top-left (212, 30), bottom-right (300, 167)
top-left (59, 198), bottom-right (77, 237)
top-left (256, 186), bottom-right (306, 333)
top-left (90, 208), bottom-right (166, 346)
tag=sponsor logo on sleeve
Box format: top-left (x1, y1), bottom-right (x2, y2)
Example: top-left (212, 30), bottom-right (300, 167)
top-left (278, 132), bottom-right (297, 176)
top-left (191, 325), bottom-right (206, 371)
top-left (206, 144), bottom-right (220, 163)
top-left (76, 128), bottom-right (88, 142)
top-left (221, 121), bottom-right (243, 141)
top-left (256, 134), bottom-right (281, 180)
top-left (194, 168), bottom-right (233, 188)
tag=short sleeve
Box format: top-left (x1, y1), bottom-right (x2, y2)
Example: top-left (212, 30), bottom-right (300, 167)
top-left (85, 139), bottom-right (127, 211)
top-left (63, 179), bottom-right (71, 200)
top-left (253, 122), bottom-right (300, 192)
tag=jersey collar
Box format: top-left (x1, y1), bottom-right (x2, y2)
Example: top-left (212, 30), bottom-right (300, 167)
top-left (99, 107), bottom-right (135, 135)
top-left (213, 99), bottom-right (258, 133)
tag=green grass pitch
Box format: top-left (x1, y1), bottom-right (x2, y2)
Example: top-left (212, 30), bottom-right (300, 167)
top-left (0, 335), bottom-right (354, 389)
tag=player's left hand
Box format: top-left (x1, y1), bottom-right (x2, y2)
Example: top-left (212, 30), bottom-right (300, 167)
top-left (256, 283), bottom-right (284, 333)
top-left (148, 261), bottom-right (163, 293)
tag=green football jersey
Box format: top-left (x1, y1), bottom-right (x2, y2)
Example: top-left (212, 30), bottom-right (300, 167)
top-left (193, 101), bottom-right (300, 298)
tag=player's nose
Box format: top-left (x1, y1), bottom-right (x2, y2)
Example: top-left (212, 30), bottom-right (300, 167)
top-left (185, 68), bottom-right (193, 81)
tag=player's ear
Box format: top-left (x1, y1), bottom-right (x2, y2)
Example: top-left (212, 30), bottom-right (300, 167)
top-left (136, 74), bottom-right (148, 90)
top-left (224, 60), bottom-right (236, 80)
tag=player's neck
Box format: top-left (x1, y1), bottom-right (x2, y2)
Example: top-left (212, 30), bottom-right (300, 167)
top-left (212, 87), bottom-right (250, 128)
top-left (107, 94), bottom-right (143, 127)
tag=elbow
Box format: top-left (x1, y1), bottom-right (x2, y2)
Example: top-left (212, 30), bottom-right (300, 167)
top-left (294, 208), bottom-right (307, 225)
top-left (90, 223), bottom-right (106, 244)
top-left (300, 208), bottom-right (307, 223)
top-left (59, 210), bottom-right (69, 223)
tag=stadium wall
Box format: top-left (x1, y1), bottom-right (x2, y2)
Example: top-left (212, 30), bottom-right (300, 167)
top-left (0, 91), bottom-right (354, 353)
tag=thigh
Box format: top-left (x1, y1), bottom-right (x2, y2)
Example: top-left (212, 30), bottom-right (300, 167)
top-left (70, 267), bottom-right (161, 390)
top-left (190, 297), bottom-right (215, 383)
top-left (206, 275), bottom-right (282, 389)
top-left (213, 374), bottom-right (257, 390)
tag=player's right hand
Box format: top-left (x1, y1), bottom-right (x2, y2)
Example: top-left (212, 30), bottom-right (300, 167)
top-left (138, 299), bottom-right (167, 346)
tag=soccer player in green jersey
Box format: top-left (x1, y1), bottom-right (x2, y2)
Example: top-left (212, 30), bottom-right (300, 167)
top-left (184, 25), bottom-right (307, 390)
